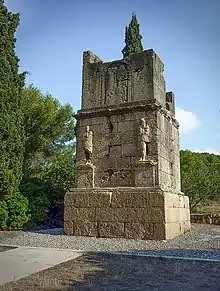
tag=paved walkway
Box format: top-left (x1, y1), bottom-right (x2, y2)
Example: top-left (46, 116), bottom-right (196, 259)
top-left (0, 246), bottom-right (83, 286)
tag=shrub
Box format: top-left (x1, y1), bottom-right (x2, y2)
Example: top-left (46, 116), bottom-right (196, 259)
top-left (0, 191), bottom-right (30, 231)
top-left (20, 178), bottom-right (50, 227)
top-left (0, 200), bottom-right (8, 230)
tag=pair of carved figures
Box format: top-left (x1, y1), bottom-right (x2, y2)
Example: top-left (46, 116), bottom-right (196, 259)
top-left (82, 118), bottom-right (151, 164)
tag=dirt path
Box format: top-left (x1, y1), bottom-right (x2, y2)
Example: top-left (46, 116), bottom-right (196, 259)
top-left (1, 253), bottom-right (220, 291)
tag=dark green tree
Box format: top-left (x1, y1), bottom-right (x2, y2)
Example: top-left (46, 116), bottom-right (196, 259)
top-left (0, 1), bottom-right (29, 230)
top-left (19, 85), bottom-right (76, 227)
top-left (180, 150), bottom-right (220, 210)
top-left (21, 85), bottom-right (75, 177)
top-left (0, 0), bottom-right (26, 198)
top-left (122, 13), bottom-right (144, 58)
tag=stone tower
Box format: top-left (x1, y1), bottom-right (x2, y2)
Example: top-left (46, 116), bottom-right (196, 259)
top-left (64, 49), bottom-right (191, 240)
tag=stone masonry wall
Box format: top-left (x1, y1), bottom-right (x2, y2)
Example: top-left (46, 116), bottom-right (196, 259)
top-left (81, 49), bottom-right (166, 111)
top-left (76, 106), bottom-right (158, 188)
top-left (64, 188), bottom-right (190, 240)
top-left (157, 109), bottom-right (181, 193)
top-left (75, 102), bottom-right (180, 191)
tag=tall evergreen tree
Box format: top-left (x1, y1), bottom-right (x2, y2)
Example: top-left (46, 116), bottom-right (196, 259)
top-left (0, 0), bottom-right (26, 198)
top-left (122, 13), bottom-right (144, 58)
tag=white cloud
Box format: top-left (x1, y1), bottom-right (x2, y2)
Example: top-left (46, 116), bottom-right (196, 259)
top-left (176, 107), bottom-right (200, 135)
top-left (193, 148), bottom-right (220, 155)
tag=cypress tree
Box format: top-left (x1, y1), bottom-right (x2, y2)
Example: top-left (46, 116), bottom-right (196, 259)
top-left (0, 0), bottom-right (26, 198)
top-left (122, 13), bottom-right (144, 58)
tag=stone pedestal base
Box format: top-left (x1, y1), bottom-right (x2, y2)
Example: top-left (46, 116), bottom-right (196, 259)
top-left (134, 160), bottom-right (157, 187)
top-left (64, 187), bottom-right (191, 240)
top-left (76, 163), bottom-right (95, 188)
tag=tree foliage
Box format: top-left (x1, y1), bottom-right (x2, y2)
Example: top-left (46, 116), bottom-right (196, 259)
top-left (180, 150), bottom-right (220, 209)
top-left (19, 85), bottom-right (76, 227)
top-left (21, 85), bottom-right (75, 176)
top-left (0, 0), bottom-right (26, 198)
top-left (122, 13), bottom-right (144, 58)
top-left (0, 191), bottom-right (29, 230)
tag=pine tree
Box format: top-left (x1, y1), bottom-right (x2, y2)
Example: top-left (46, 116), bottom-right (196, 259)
top-left (0, 0), bottom-right (26, 198)
top-left (122, 13), bottom-right (144, 58)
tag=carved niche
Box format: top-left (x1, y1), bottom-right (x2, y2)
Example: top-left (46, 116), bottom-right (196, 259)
top-left (102, 61), bottom-right (131, 105)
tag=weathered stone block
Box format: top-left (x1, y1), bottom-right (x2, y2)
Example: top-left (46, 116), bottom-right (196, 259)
top-left (64, 192), bottom-right (75, 206)
top-left (92, 135), bottom-right (110, 159)
top-left (111, 189), bottom-right (164, 208)
top-left (64, 206), bottom-right (72, 221)
top-left (96, 169), bottom-right (134, 188)
top-left (135, 160), bottom-right (157, 187)
top-left (109, 145), bottom-right (122, 158)
top-left (96, 207), bottom-right (164, 223)
top-left (184, 195), bottom-right (190, 209)
top-left (118, 121), bottom-right (134, 133)
top-left (74, 221), bottom-right (98, 237)
top-left (111, 190), bottom-right (149, 208)
top-left (90, 123), bottom-right (110, 135)
top-left (164, 193), bottom-right (190, 209)
top-left (122, 143), bottom-right (136, 157)
top-left (164, 193), bottom-right (179, 208)
top-left (73, 190), bottom-right (112, 208)
top-left (165, 208), bottom-right (180, 223)
top-left (67, 207), bottom-right (96, 221)
top-left (64, 221), bottom-right (73, 235)
top-left (125, 222), bottom-right (156, 239)
top-left (98, 222), bottom-right (125, 238)
top-left (165, 221), bottom-right (190, 239)
top-left (76, 164), bottom-right (95, 188)
top-left (179, 208), bottom-right (191, 222)
top-left (109, 134), bottom-right (122, 146)
top-left (158, 169), bottom-right (172, 190)
top-left (165, 222), bottom-right (182, 239)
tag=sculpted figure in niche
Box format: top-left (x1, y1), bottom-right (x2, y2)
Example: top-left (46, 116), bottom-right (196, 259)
top-left (83, 125), bottom-right (93, 164)
top-left (138, 118), bottom-right (151, 161)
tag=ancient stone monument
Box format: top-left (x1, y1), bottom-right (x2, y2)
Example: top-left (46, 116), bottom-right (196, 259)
top-left (64, 46), bottom-right (191, 240)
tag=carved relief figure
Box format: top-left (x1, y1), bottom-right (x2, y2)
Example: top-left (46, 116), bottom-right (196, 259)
top-left (105, 68), bottom-right (115, 104)
top-left (104, 63), bottom-right (130, 105)
top-left (116, 64), bottom-right (128, 102)
top-left (138, 118), bottom-right (151, 161)
top-left (83, 125), bottom-right (93, 164)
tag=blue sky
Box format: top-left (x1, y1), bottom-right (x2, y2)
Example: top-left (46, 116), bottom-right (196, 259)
top-left (4, 0), bottom-right (220, 153)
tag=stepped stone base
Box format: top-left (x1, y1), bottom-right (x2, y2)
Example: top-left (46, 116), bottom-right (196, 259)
top-left (64, 187), bottom-right (191, 240)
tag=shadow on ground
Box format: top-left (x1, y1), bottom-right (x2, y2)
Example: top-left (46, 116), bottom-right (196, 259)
top-left (0, 246), bottom-right (17, 253)
top-left (1, 251), bottom-right (220, 291)
top-left (25, 228), bottom-right (64, 235)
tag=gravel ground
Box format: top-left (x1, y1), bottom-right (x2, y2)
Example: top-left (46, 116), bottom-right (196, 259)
top-left (0, 224), bottom-right (220, 260)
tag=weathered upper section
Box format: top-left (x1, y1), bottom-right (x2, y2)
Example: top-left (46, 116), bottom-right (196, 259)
top-left (81, 50), bottom-right (175, 116)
